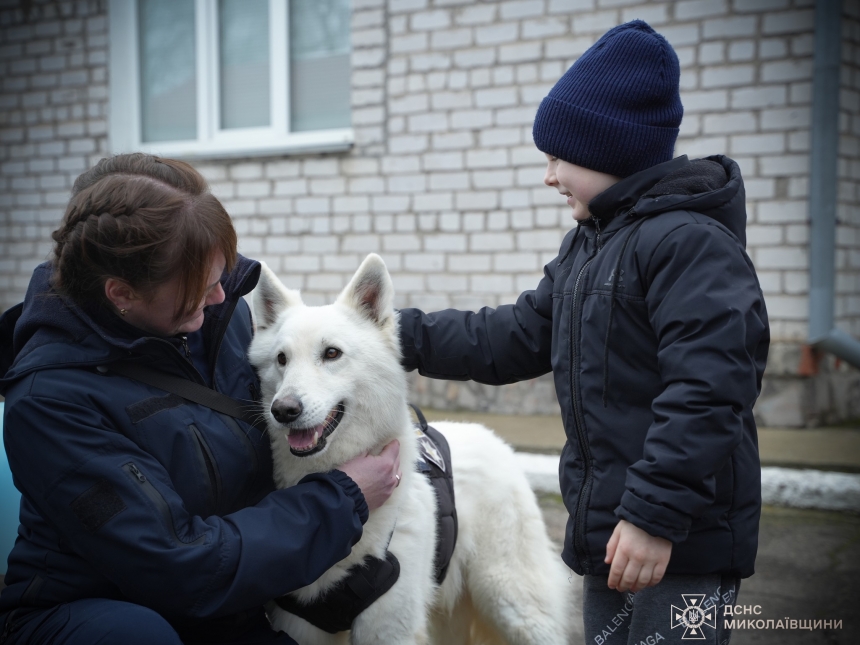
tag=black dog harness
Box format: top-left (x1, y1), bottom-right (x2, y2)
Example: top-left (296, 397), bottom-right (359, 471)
top-left (274, 406), bottom-right (458, 634)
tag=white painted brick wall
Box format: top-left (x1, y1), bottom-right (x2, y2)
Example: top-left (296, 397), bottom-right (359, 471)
top-left (1, 0), bottom-right (858, 419)
top-left (1, 1), bottom-right (109, 302)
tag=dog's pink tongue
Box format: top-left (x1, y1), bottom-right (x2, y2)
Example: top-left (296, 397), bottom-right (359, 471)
top-left (288, 424), bottom-right (324, 451)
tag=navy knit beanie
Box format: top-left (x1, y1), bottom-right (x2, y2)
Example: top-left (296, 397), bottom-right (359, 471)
top-left (532, 20), bottom-right (683, 178)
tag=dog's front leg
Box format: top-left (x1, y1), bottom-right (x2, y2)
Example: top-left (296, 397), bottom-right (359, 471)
top-left (349, 482), bottom-right (438, 645)
top-left (348, 576), bottom-right (432, 645)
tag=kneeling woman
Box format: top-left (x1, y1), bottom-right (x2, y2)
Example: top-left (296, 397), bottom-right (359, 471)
top-left (0, 154), bottom-right (400, 645)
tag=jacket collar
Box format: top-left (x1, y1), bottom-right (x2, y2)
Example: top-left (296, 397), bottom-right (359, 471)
top-left (586, 156), bottom-right (690, 232)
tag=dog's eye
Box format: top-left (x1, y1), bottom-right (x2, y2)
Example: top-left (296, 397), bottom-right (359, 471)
top-left (323, 347), bottom-right (342, 360)
top-left (277, 352), bottom-right (287, 366)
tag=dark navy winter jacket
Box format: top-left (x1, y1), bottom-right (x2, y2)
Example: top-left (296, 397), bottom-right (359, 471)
top-left (0, 256), bottom-right (368, 630)
top-left (399, 155), bottom-right (770, 578)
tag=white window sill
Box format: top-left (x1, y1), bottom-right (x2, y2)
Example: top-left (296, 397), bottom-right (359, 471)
top-left (109, 128), bottom-right (354, 161)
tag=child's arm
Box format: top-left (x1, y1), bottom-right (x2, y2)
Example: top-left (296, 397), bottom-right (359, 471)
top-left (605, 519), bottom-right (672, 592)
top-left (398, 228), bottom-right (577, 385)
top-left (397, 291), bottom-right (552, 384)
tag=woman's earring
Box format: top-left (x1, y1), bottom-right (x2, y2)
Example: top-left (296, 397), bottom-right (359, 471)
top-left (119, 308), bottom-right (128, 316)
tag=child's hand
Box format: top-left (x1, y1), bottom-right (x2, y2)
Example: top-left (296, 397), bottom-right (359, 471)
top-left (605, 519), bottom-right (672, 593)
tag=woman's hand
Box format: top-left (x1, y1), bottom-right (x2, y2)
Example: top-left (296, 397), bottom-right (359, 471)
top-left (339, 440), bottom-right (402, 512)
top-left (605, 519), bottom-right (672, 593)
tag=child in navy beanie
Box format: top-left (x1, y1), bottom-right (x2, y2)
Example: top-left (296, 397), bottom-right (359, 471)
top-left (398, 20), bottom-right (769, 645)
top-left (533, 19), bottom-right (683, 178)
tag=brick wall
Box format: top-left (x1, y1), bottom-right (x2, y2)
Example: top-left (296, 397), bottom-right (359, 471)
top-left (671, 1), bottom-right (816, 344)
top-left (1, 0), bottom-right (858, 425)
top-left (0, 0), bottom-right (108, 304)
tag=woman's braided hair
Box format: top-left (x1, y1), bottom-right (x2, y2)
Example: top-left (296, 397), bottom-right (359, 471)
top-left (51, 153), bottom-right (237, 320)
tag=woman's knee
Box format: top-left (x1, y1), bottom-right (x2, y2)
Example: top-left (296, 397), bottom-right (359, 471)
top-left (51, 599), bottom-right (182, 645)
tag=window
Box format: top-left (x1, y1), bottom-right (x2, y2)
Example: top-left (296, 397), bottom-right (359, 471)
top-left (109, 0), bottom-right (353, 159)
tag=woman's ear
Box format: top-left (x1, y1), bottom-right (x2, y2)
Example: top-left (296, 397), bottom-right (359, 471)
top-left (104, 277), bottom-right (140, 311)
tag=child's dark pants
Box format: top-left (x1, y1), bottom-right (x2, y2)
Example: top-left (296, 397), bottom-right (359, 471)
top-left (583, 573), bottom-right (740, 645)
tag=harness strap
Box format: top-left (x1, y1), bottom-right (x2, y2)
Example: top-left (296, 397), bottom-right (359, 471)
top-left (410, 405), bottom-right (458, 587)
top-left (103, 361), bottom-right (267, 430)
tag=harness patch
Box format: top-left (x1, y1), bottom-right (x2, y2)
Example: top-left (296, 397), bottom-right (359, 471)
top-left (126, 393), bottom-right (185, 423)
top-left (416, 431), bottom-right (445, 472)
top-left (70, 479), bottom-right (127, 533)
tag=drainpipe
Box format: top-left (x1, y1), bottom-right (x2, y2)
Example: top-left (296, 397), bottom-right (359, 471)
top-left (807, 0), bottom-right (860, 368)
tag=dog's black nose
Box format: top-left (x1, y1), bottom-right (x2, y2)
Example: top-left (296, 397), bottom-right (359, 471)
top-left (271, 396), bottom-right (303, 424)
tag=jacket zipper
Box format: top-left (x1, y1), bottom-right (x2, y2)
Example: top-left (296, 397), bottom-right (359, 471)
top-left (207, 297), bottom-right (240, 388)
top-left (569, 233), bottom-right (600, 573)
top-left (134, 288), bottom-right (241, 389)
top-left (592, 215), bottom-right (603, 250)
top-left (189, 424), bottom-right (222, 512)
top-left (180, 336), bottom-right (191, 360)
top-left (124, 463), bottom-right (206, 547)
top-left (147, 337), bottom-right (204, 384)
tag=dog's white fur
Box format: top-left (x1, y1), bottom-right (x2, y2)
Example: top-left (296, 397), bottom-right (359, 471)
top-left (249, 254), bottom-right (571, 645)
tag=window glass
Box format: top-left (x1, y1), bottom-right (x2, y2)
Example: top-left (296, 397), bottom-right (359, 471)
top-left (219, 0), bottom-right (271, 129)
top-left (289, 0), bottom-right (351, 132)
top-left (138, 0), bottom-right (197, 142)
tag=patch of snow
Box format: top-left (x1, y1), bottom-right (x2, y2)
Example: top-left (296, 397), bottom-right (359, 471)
top-left (515, 453), bottom-right (860, 512)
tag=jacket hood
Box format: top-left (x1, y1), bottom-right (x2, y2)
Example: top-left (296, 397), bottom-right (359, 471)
top-left (588, 155), bottom-right (748, 246)
top-left (0, 255), bottom-right (260, 392)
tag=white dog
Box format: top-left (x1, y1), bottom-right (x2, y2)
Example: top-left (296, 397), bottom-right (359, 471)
top-left (249, 254), bottom-right (571, 645)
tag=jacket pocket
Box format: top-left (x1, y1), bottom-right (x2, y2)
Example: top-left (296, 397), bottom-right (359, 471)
top-left (218, 413), bottom-right (260, 473)
top-left (20, 574), bottom-right (45, 605)
top-left (123, 463), bottom-right (206, 547)
top-left (187, 425), bottom-right (222, 514)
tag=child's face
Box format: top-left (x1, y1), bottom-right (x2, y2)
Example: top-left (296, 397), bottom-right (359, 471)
top-left (543, 155), bottom-right (621, 222)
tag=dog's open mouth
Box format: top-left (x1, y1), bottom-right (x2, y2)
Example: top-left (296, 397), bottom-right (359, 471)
top-left (285, 403), bottom-right (345, 457)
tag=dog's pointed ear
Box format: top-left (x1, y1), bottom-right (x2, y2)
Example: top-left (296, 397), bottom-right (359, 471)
top-left (253, 262), bottom-right (303, 330)
top-left (337, 253), bottom-right (394, 326)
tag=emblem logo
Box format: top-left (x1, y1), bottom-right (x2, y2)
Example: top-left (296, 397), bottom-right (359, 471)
top-left (415, 430), bottom-right (446, 472)
top-left (671, 594), bottom-right (717, 640)
top-left (604, 268), bottom-right (624, 288)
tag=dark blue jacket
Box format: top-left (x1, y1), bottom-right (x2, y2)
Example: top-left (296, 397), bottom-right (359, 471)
top-left (399, 156), bottom-right (770, 578)
top-left (0, 256), bottom-right (368, 629)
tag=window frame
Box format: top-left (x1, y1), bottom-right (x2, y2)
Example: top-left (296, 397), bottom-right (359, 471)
top-left (108, 0), bottom-right (353, 160)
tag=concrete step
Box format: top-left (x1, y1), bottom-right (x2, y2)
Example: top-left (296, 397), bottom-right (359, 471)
top-left (418, 408), bottom-right (860, 472)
